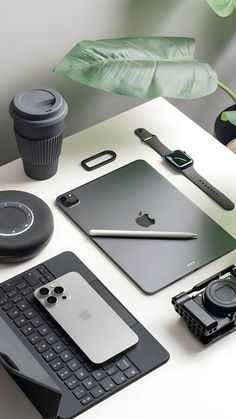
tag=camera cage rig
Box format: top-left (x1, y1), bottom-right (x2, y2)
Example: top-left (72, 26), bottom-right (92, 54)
top-left (172, 264), bottom-right (236, 344)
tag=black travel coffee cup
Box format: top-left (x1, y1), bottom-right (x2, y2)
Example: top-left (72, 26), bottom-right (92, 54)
top-left (9, 88), bottom-right (68, 180)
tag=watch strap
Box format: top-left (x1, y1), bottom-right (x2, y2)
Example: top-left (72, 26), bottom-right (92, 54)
top-left (134, 128), bottom-right (171, 157)
top-left (134, 127), bottom-right (234, 211)
top-left (183, 165), bottom-right (234, 211)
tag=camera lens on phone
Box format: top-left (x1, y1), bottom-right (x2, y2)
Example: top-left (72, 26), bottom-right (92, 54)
top-left (46, 296), bottom-right (57, 305)
top-left (39, 287), bottom-right (49, 296)
top-left (54, 286), bottom-right (64, 295)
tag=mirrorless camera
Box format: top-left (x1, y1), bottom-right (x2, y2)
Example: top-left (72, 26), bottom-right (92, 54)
top-left (172, 265), bottom-right (236, 344)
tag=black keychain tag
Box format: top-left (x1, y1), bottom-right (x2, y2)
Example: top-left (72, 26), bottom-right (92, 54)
top-left (81, 150), bottom-right (117, 171)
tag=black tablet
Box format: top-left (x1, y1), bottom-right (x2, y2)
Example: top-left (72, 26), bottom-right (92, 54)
top-left (56, 160), bottom-right (236, 294)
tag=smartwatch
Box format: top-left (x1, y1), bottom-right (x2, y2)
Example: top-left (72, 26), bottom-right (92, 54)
top-left (134, 128), bottom-right (234, 211)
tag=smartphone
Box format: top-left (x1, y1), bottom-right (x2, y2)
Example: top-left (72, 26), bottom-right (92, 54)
top-left (34, 272), bottom-right (139, 364)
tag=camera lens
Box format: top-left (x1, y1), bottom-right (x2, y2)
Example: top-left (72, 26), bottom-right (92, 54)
top-left (46, 296), bottom-right (57, 305)
top-left (54, 286), bottom-right (64, 295)
top-left (59, 193), bottom-right (79, 208)
top-left (39, 287), bottom-right (49, 296)
top-left (203, 278), bottom-right (236, 313)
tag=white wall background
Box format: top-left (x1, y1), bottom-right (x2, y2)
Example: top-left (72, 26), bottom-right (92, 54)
top-left (0, 0), bottom-right (236, 165)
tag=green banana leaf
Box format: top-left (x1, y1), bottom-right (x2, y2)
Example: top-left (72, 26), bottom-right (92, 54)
top-left (221, 111), bottom-right (236, 125)
top-left (53, 37), bottom-right (218, 99)
top-left (206, 0), bottom-right (235, 17)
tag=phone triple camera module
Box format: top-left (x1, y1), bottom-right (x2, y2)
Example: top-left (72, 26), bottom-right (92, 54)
top-left (172, 265), bottom-right (236, 344)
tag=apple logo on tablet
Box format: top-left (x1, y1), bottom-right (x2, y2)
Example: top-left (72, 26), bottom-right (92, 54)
top-left (135, 211), bottom-right (155, 228)
top-left (79, 309), bottom-right (92, 320)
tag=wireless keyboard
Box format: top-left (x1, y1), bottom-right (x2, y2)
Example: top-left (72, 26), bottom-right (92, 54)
top-left (0, 251), bottom-right (169, 418)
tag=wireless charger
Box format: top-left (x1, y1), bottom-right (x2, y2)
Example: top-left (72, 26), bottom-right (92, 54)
top-left (0, 190), bottom-right (54, 262)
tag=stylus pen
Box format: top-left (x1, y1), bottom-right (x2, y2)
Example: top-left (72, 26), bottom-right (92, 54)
top-left (89, 229), bottom-right (198, 239)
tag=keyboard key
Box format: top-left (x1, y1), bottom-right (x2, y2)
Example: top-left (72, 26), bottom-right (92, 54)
top-left (37, 266), bottom-right (47, 275)
top-left (100, 377), bottom-right (116, 392)
top-left (14, 316), bottom-right (27, 328)
top-left (92, 369), bottom-right (106, 381)
top-left (65, 375), bottom-right (80, 390)
top-left (59, 349), bottom-right (74, 362)
top-left (68, 343), bottom-right (79, 354)
top-left (57, 367), bottom-right (72, 381)
top-left (32, 302), bottom-right (41, 312)
top-left (41, 311), bottom-right (49, 320)
top-left (106, 365), bottom-right (118, 376)
top-left (102, 361), bottom-right (114, 370)
top-left (12, 295), bottom-right (23, 304)
top-left (38, 324), bottom-right (51, 336)
top-left (54, 328), bottom-right (63, 337)
top-left (1, 277), bottom-right (21, 292)
top-left (21, 287), bottom-right (33, 296)
top-left (17, 282), bottom-right (27, 291)
top-left (61, 335), bottom-right (71, 345)
top-left (2, 302), bottom-right (14, 311)
top-left (47, 319), bottom-right (56, 329)
top-left (26, 294), bottom-right (35, 304)
top-left (124, 366), bottom-right (139, 379)
top-left (0, 297), bottom-right (9, 306)
top-left (45, 332), bottom-right (58, 345)
top-left (31, 316), bottom-right (44, 328)
top-left (73, 384), bottom-right (87, 400)
top-left (17, 300), bottom-right (30, 312)
top-left (75, 367), bottom-right (89, 381)
top-left (44, 274), bottom-right (53, 281)
top-left (43, 349), bottom-right (57, 362)
top-left (84, 362), bottom-right (94, 372)
top-left (116, 357), bottom-right (131, 371)
top-left (80, 395), bottom-right (93, 405)
top-left (23, 272), bottom-right (40, 287)
top-left (0, 288), bottom-right (4, 298)
top-left (67, 358), bottom-right (81, 372)
top-left (21, 324), bottom-right (34, 336)
top-left (82, 377), bottom-right (97, 390)
top-left (50, 358), bottom-right (64, 371)
top-left (52, 341), bottom-right (66, 354)
top-left (111, 371), bottom-right (127, 385)
top-left (8, 308), bottom-right (21, 319)
top-left (39, 276), bottom-right (48, 285)
top-left (90, 385), bottom-right (105, 399)
top-left (28, 332), bottom-right (42, 345)
top-left (76, 352), bottom-right (86, 363)
top-left (35, 339), bottom-right (50, 353)
top-left (7, 289), bottom-right (19, 299)
top-left (24, 308), bottom-right (37, 320)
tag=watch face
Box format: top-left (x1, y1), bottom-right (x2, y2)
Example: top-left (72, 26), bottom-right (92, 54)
top-left (165, 150), bottom-right (193, 170)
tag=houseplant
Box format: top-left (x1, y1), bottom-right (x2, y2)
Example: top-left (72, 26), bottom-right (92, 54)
top-left (206, 0), bottom-right (236, 17)
top-left (53, 37), bottom-right (236, 149)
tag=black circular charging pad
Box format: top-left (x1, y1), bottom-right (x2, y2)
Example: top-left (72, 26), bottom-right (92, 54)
top-left (0, 190), bottom-right (54, 262)
top-left (203, 278), bottom-right (236, 314)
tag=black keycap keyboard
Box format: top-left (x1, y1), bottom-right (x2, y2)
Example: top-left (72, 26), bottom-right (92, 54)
top-left (0, 264), bottom-right (140, 410)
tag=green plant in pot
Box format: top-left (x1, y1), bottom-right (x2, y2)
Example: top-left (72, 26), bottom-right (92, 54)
top-left (53, 37), bottom-right (236, 151)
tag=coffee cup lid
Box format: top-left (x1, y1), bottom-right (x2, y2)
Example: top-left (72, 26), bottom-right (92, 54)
top-left (9, 87), bottom-right (68, 127)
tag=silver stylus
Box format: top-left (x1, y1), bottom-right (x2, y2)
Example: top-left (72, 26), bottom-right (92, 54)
top-left (89, 229), bottom-right (198, 239)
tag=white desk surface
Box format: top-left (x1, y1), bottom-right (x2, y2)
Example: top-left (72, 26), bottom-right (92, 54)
top-left (0, 98), bottom-right (236, 419)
